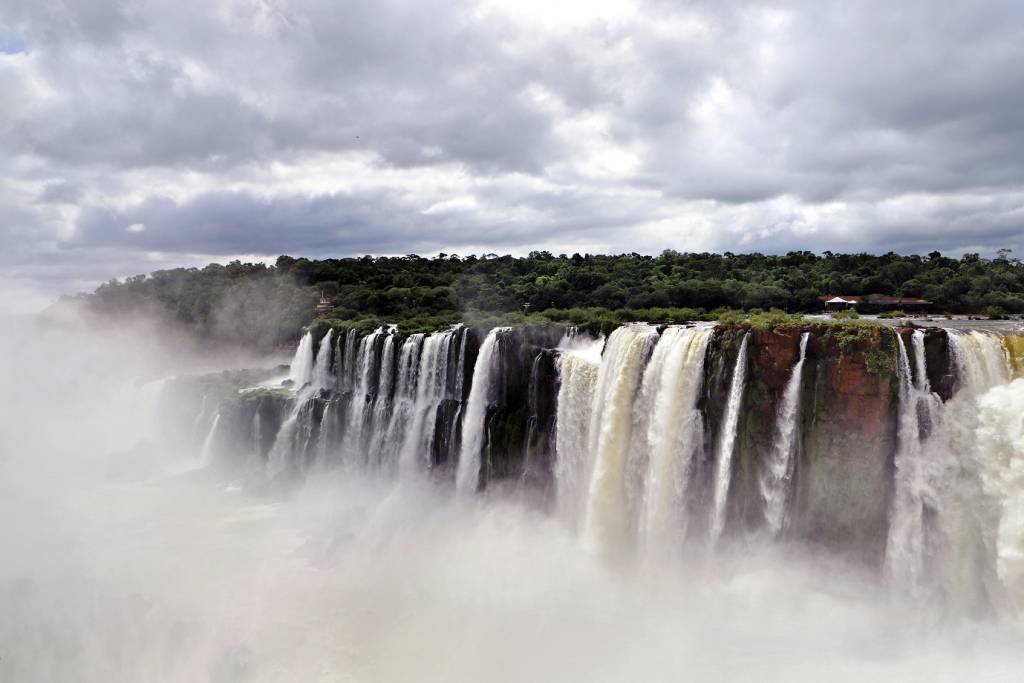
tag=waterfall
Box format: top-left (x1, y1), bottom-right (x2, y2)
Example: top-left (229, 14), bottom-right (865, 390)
top-left (336, 329), bottom-right (359, 392)
top-left (976, 377), bottom-right (1024, 609)
top-left (313, 329), bottom-right (335, 391)
top-left (760, 332), bottom-right (810, 537)
top-left (400, 328), bottom-right (458, 476)
top-left (918, 330), bottom-right (1012, 611)
top-left (886, 331), bottom-right (933, 598)
top-left (288, 331), bottom-right (315, 388)
top-left (581, 324), bottom-right (658, 554)
top-left (709, 332), bottom-right (749, 544)
top-left (1004, 335), bottom-right (1024, 379)
top-left (554, 334), bottom-right (604, 529)
top-left (632, 325), bottom-right (713, 556)
top-left (377, 334), bottom-right (424, 470)
top-left (200, 412), bottom-right (221, 463)
top-left (456, 327), bottom-right (510, 495)
top-left (340, 327), bottom-right (386, 464)
top-left (267, 410), bottom-right (300, 477)
top-left (251, 409), bottom-right (263, 458)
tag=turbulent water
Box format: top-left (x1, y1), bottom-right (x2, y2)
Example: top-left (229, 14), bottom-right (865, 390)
top-left (5, 314), bottom-right (1024, 681)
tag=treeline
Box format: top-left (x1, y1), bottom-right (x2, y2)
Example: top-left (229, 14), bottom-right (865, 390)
top-left (76, 249), bottom-right (1024, 345)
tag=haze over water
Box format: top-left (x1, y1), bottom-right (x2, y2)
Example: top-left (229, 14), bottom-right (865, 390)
top-left (3, 311), bottom-right (1024, 682)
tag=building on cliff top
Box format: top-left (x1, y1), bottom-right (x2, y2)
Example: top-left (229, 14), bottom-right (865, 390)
top-left (316, 290), bottom-right (333, 314)
top-left (819, 294), bottom-right (931, 311)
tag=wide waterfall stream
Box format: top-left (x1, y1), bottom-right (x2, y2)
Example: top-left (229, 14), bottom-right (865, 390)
top-left (4, 315), bottom-right (1024, 681)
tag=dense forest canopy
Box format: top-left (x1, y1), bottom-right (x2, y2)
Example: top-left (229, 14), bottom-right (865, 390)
top-left (75, 250), bottom-right (1024, 346)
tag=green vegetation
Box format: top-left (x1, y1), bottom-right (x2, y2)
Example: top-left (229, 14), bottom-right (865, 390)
top-left (830, 308), bottom-right (860, 320)
top-left (74, 249), bottom-right (1024, 346)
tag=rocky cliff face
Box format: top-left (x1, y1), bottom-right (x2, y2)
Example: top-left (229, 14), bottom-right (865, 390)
top-left (703, 323), bottom-right (901, 563)
top-left (794, 325), bottom-right (898, 563)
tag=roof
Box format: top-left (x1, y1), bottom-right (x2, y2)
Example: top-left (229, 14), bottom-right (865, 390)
top-left (817, 294), bottom-right (931, 305)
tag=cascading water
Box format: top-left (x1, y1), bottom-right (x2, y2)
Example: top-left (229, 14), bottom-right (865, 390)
top-left (920, 330), bottom-right (1011, 612)
top-left (885, 331), bottom-right (933, 599)
top-left (376, 334), bottom-right (424, 469)
top-left (288, 330), bottom-right (315, 388)
top-left (581, 324), bottom-right (659, 554)
top-left (194, 321), bottom-right (1024, 613)
top-left (400, 328), bottom-right (458, 475)
top-left (340, 327), bottom-right (386, 465)
top-left (631, 325), bottom-right (713, 557)
top-left (760, 332), bottom-right (809, 537)
top-left (554, 333), bottom-right (604, 530)
top-left (456, 327), bottom-right (509, 495)
top-left (336, 328), bottom-right (359, 392)
top-left (199, 412), bottom-right (221, 463)
top-left (312, 329), bottom-right (335, 391)
top-left (977, 377), bottom-right (1024, 610)
top-left (709, 332), bottom-right (749, 544)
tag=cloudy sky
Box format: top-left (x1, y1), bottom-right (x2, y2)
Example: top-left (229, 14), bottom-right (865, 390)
top-left (2, 0), bottom-right (1023, 301)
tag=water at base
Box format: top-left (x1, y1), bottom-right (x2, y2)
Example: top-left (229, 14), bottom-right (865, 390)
top-left (7, 469), bottom-right (1024, 683)
top-left (6, 319), bottom-right (1024, 681)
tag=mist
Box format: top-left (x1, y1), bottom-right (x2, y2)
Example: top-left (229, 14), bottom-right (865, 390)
top-left (2, 308), bottom-right (1024, 682)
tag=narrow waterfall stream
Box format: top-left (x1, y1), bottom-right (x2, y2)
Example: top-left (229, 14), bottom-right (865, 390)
top-left (456, 327), bottom-right (509, 495)
top-left (761, 332), bottom-right (809, 536)
top-left (709, 331), bottom-right (749, 544)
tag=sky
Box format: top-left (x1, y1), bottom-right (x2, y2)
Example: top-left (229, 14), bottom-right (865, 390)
top-left (1, 0), bottom-right (1023, 302)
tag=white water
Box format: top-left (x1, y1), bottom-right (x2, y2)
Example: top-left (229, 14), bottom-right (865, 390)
top-left (340, 327), bottom-right (386, 464)
top-left (632, 325), bottom-right (713, 557)
top-left (312, 328), bottom-right (334, 391)
top-left (977, 378), bottom-right (1024, 612)
top-left (199, 412), bottom-right (221, 464)
top-left (401, 328), bottom-right (458, 476)
top-left (554, 335), bottom-right (604, 530)
top-left (456, 327), bottom-right (509, 495)
top-left (9, 317), bottom-right (1024, 680)
top-left (287, 330), bottom-right (314, 388)
top-left (709, 332), bottom-right (749, 544)
top-left (885, 330), bottom-right (1012, 610)
top-left (761, 332), bottom-right (810, 537)
top-left (886, 332), bottom-right (932, 599)
top-left (582, 324), bottom-right (659, 555)
top-left (377, 333), bottom-right (424, 469)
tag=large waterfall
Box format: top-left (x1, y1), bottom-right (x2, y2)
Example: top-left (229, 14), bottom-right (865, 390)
top-left (179, 320), bottom-right (1024, 612)
top-left (581, 324), bottom-right (659, 554)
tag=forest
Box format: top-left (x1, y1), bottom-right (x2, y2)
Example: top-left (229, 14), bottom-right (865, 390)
top-left (74, 249), bottom-right (1024, 346)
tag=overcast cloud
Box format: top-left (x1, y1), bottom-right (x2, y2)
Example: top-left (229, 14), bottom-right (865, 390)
top-left (1, 0), bottom-right (1023, 297)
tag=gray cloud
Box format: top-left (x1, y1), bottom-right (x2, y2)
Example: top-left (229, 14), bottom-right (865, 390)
top-left (1, 0), bottom-right (1023, 298)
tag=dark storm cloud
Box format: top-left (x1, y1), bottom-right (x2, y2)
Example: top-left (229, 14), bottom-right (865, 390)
top-left (2, 0), bottom-right (1024, 295)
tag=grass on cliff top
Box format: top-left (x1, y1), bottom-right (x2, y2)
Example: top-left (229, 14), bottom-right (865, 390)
top-left (307, 305), bottom-right (897, 339)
